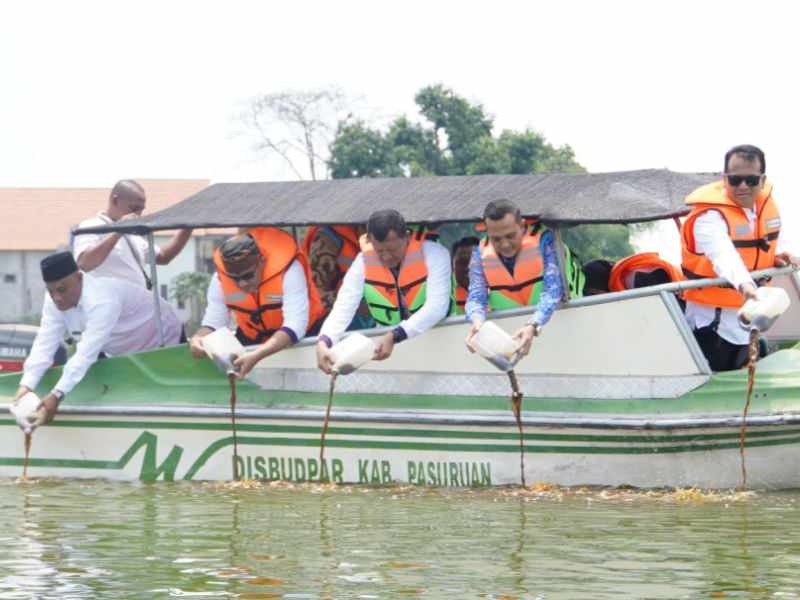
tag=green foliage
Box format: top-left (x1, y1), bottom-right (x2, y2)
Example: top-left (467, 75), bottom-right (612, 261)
top-left (328, 84), bottom-right (586, 179)
top-left (328, 84), bottom-right (629, 261)
top-left (561, 224), bottom-right (634, 263)
top-left (171, 272), bottom-right (212, 335)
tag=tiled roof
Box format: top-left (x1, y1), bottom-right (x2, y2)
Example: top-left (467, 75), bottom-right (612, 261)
top-left (0, 179), bottom-right (218, 251)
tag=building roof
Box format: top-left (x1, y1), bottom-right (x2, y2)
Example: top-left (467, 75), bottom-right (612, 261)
top-left (0, 179), bottom-right (216, 251)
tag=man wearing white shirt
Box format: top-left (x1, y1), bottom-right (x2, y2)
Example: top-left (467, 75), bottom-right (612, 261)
top-left (14, 252), bottom-right (182, 426)
top-left (73, 179), bottom-right (193, 288)
top-left (315, 210), bottom-right (452, 373)
top-left (681, 145), bottom-right (799, 371)
top-left (188, 229), bottom-right (325, 378)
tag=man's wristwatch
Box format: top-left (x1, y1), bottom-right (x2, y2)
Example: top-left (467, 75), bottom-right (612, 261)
top-left (530, 323), bottom-right (542, 337)
top-left (51, 389), bottom-right (65, 403)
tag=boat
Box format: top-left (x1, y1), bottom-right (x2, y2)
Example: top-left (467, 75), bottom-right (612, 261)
top-left (2, 170), bottom-right (799, 489)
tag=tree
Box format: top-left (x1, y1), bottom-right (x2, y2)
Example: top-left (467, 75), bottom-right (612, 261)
top-left (327, 84), bottom-right (632, 259)
top-left (171, 272), bottom-right (212, 335)
top-left (238, 87), bottom-right (349, 180)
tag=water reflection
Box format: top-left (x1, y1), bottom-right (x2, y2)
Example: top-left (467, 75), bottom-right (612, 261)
top-left (3, 480), bottom-right (800, 598)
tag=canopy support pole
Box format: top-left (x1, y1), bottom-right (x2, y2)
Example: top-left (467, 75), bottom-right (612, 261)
top-left (147, 233), bottom-right (165, 347)
top-left (552, 227), bottom-right (571, 302)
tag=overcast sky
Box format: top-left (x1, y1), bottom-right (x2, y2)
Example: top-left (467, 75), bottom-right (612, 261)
top-left (2, 0), bottom-right (797, 255)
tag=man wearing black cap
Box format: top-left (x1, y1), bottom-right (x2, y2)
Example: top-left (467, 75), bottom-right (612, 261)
top-left (13, 251), bottom-right (182, 427)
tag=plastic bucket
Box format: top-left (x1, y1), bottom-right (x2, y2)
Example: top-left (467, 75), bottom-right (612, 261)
top-left (202, 328), bottom-right (246, 375)
top-left (473, 321), bottom-right (521, 372)
top-left (738, 287), bottom-right (791, 332)
top-left (330, 333), bottom-right (376, 375)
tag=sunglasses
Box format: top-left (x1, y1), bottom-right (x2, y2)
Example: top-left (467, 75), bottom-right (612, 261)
top-left (726, 174), bottom-right (762, 188)
top-left (224, 257), bottom-right (262, 284)
top-left (226, 269), bottom-right (258, 284)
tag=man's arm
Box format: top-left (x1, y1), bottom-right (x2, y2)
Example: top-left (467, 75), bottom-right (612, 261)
top-left (397, 241), bottom-right (452, 340)
top-left (694, 210), bottom-right (756, 292)
top-left (74, 232), bottom-right (123, 272)
top-left (189, 273), bottom-right (229, 358)
top-left (233, 260), bottom-right (309, 377)
top-left (318, 253), bottom-right (366, 344)
top-left (528, 230), bottom-right (563, 328)
top-left (514, 230), bottom-right (564, 356)
top-left (53, 298), bottom-right (122, 396)
top-left (19, 297), bottom-right (67, 394)
top-left (156, 230), bottom-right (193, 265)
top-left (316, 253), bottom-right (366, 373)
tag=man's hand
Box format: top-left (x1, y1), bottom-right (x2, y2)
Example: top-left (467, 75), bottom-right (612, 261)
top-left (31, 393), bottom-right (60, 427)
top-left (464, 320), bottom-right (482, 353)
top-left (740, 282), bottom-right (759, 302)
top-left (512, 324), bottom-right (537, 357)
top-left (316, 341), bottom-right (334, 375)
top-left (232, 350), bottom-right (261, 379)
top-left (14, 385), bottom-right (32, 402)
top-left (189, 335), bottom-right (206, 358)
top-left (774, 252), bottom-right (800, 268)
top-left (373, 332), bottom-right (395, 361)
top-left (118, 212), bottom-right (141, 223)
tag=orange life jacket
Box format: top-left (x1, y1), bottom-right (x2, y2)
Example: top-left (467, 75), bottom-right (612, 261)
top-left (360, 235), bottom-right (429, 325)
top-left (609, 253), bottom-right (684, 292)
top-left (480, 228), bottom-right (545, 309)
top-left (680, 180), bottom-right (780, 308)
top-left (214, 227), bottom-right (325, 343)
top-left (301, 225), bottom-right (361, 285)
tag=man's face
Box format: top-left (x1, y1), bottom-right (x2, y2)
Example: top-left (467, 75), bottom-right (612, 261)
top-left (223, 254), bottom-right (264, 293)
top-left (485, 213), bottom-right (526, 258)
top-left (369, 230), bottom-right (409, 269)
top-left (46, 272), bottom-right (83, 311)
top-left (114, 190), bottom-right (146, 217)
top-left (452, 245), bottom-right (474, 289)
top-left (724, 154), bottom-right (764, 210)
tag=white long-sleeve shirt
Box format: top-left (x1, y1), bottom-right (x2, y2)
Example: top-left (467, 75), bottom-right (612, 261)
top-left (201, 259), bottom-right (310, 342)
top-left (319, 240), bottom-right (452, 343)
top-left (21, 274), bottom-right (182, 394)
top-left (684, 208), bottom-right (796, 345)
top-left (72, 213), bottom-right (161, 287)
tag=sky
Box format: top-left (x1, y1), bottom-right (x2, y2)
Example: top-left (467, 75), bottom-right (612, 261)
top-left (2, 0), bottom-right (797, 257)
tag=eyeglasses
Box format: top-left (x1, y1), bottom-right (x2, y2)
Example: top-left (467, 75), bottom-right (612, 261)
top-left (726, 174), bottom-right (762, 188)
top-left (226, 269), bottom-right (258, 284)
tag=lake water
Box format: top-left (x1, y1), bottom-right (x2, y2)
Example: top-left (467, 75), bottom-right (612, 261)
top-left (2, 479), bottom-right (800, 599)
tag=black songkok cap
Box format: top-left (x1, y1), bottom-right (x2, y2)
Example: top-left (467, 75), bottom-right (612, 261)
top-left (40, 251), bottom-right (79, 282)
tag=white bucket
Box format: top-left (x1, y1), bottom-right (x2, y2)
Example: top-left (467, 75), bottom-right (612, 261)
top-left (10, 391), bottom-right (41, 433)
top-left (330, 333), bottom-right (376, 375)
top-left (202, 328), bottom-right (245, 375)
top-left (473, 321), bottom-right (521, 372)
top-left (738, 287), bottom-right (791, 332)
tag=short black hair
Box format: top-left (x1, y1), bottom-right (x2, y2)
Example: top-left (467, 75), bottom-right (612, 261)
top-left (582, 259), bottom-right (613, 295)
top-left (451, 236), bottom-right (480, 255)
top-left (367, 210), bottom-right (407, 242)
top-left (724, 144), bottom-right (766, 174)
top-left (483, 199), bottom-right (521, 222)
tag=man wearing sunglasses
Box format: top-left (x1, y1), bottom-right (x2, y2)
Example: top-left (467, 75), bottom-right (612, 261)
top-left (681, 145), bottom-right (799, 371)
top-left (189, 228), bottom-right (325, 377)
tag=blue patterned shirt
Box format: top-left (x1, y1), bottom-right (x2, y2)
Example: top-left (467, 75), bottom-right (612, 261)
top-left (465, 230), bottom-right (563, 326)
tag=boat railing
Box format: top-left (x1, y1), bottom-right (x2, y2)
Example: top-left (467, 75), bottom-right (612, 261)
top-left (288, 265), bottom-right (799, 348)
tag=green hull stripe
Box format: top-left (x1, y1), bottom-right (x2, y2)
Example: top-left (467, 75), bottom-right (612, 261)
top-left (4, 432), bottom-right (800, 479)
top-left (4, 418), bottom-right (800, 444)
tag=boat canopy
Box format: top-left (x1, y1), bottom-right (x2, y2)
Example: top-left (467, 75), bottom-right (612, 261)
top-left (74, 169), bottom-right (719, 235)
